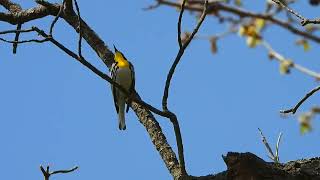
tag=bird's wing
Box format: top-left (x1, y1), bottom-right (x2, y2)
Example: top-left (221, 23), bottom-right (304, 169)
top-left (110, 63), bottom-right (119, 113)
top-left (126, 62), bottom-right (135, 113)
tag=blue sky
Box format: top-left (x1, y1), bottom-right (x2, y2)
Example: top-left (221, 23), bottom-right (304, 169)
top-left (0, 1), bottom-right (320, 180)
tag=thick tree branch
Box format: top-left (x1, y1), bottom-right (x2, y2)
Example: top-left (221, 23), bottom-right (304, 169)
top-left (0, 0), bottom-right (21, 12)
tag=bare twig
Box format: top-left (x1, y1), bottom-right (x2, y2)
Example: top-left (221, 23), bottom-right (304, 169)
top-left (49, 0), bottom-right (65, 35)
top-left (271, 0), bottom-right (320, 26)
top-left (177, 0), bottom-right (187, 48)
top-left (0, 28), bottom-right (35, 34)
top-left (51, 166), bottom-right (79, 175)
top-left (162, 0), bottom-right (208, 110)
top-left (160, 0), bottom-right (208, 176)
top-left (40, 165), bottom-right (78, 180)
top-left (271, 0), bottom-right (306, 22)
top-left (280, 86), bottom-right (320, 114)
top-left (12, 23), bottom-right (21, 54)
top-left (0, 36), bottom-right (49, 43)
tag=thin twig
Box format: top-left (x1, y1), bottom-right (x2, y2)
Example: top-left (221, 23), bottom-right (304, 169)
top-left (12, 23), bottom-right (21, 54)
top-left (161, 0), bottom-right (208, 176)
top-left (280, 86), bottom-right (320, 114)
top-left (177, 0), bottom-right (187, 48)
top-left (40, 165), bottom-right (78, 180)
top-left (51, 166), bottom-right (79, 175)
top-left (0, 28), bottom-right (35, 34)
top-left (0, 37), bottom-right (49, 43)
top-left (270, 0), bottom-right (320, 26)
top-left (49, 0), bottom-right (65, 35)
top-left (271, 0), bottom-right (306, 22)
top-left (162, 0), bottom-right (208, 110)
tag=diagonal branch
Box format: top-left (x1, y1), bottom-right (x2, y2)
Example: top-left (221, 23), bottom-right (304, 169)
top-left (280, 86), bottom-right (320, 114)
top-left (261, 41), bottom-right (320, 80)
top-left (271, 0), bottom-right (320, 26)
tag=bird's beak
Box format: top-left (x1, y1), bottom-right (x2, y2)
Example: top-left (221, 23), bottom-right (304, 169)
top-left (113, 44), bottom-right (118, 52)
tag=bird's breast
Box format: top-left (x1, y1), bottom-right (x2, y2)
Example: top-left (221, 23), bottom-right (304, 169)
top-left (116, 67), bottom-right (132, 90)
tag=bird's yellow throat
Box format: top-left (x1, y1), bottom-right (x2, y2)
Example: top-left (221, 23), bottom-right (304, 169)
top-left (114, 52), bottom-right (129, 68)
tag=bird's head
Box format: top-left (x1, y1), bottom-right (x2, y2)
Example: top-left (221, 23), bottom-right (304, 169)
top-left (113, 45), bottom-right (129, 67)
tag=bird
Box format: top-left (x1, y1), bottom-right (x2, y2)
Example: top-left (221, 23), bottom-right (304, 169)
top-left (110, 45), bottom-right (135, 130)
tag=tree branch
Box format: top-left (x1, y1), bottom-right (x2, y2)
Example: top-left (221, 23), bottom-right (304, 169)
top-left (280, 85), bottom-right (320, 114)
top-left (261, 41), bottom-right (320, 80)
top-left (160, 0), bottom-right (208, 177)
top-left (162, 0), bottom-right (208, 111)
top-left (271, 0), bottom-right (320, 26)
top-left (40, 165), bottom-right (78, 180)
top-left (157, 0), bottom-right (320, 44)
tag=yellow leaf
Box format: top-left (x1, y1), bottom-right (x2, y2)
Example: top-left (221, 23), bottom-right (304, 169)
top-left (305, 24), bottom-right (316, 32)
top-left (296, 39), bottom-right (310, 52)
top-left (279, 59), bottom-right (293, 74)
top-left (299, 113), bottom-right (313, 134)
top-left (300, 123), bottom-right (312, 134)
top-left (235, 0), bottom-right (242, 6)
top-left (246, 25), bottom-right (259, 37)
top-left (255, 18), bottom-right (266, 31)
top-left (246, 36), bottom-right (261, 48)
top-left (303, 41), bottom-right (310, 51)
top-left (238, 26), bottom-right (246, 36)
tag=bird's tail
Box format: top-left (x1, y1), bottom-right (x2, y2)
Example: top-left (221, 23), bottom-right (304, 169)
top-left (118, 98), bottom-right (126, 130)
